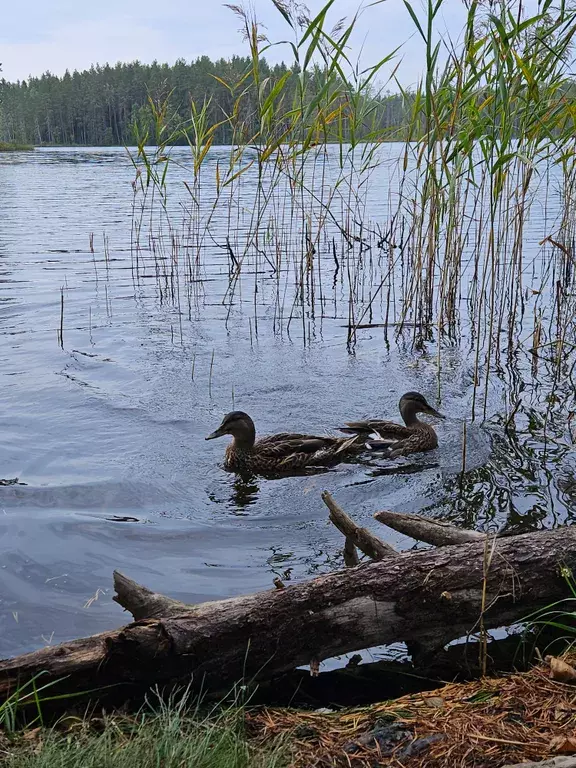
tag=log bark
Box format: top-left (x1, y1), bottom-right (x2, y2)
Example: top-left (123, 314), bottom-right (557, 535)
top-left (322, 491), bottom-right (397, 560)
top-left (374, 509), bottom-right (486, 545)
top-left (0, 527), bottom-right (575, 707)
top-left (113, 570), bottom-right (196, 620)
top-left (343, 537), bottom-right (360, 567)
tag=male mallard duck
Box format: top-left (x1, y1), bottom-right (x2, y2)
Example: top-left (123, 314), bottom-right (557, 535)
top-left (341, 391), bottom-right (445, 458)
top-left (206, 411), bottom-right (364, 474)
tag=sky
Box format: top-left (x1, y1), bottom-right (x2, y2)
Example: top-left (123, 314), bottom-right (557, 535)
top-left (0, 0), bottom-right (471, 87)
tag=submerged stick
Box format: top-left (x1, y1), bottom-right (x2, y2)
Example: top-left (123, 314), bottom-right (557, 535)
top-left (322, 491), bottom-right (397, 560)
top-left (374, 510), bottom-right (485, 546)
top-left (58, 287), bottom-right (65, 349)
top-left (208, 348), bottom-right (215, 397)
top-left (343, 537), bottom-right (360, 567)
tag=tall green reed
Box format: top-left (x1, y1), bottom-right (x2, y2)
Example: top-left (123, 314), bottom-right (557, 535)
top-left (128, 0), bottom-right (576, 420)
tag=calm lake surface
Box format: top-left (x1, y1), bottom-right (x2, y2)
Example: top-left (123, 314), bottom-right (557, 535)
top-left (0, 146), bottom-right (574, 658)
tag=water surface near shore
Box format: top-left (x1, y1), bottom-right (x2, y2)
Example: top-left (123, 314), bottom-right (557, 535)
top-left (0, 146), bottom-right (571, 658)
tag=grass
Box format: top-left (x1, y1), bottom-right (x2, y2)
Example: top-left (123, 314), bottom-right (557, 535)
top-left (523, 566), bottom-right (576, 655)
top-left (1, 692), bottom-right (289, 768)
top-left (0, 141), bottom-right (34, 151)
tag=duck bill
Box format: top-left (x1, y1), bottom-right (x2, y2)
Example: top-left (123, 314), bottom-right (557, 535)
top-left (205, 425), bottom-right (226, 440)
top-left (427, 407), bottom-right (446, 419)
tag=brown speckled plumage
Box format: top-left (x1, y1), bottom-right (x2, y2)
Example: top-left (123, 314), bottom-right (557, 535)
top-left (207, 412), bottom-right (364, 474)
top-left (341, 391), bottom-right (444, 458)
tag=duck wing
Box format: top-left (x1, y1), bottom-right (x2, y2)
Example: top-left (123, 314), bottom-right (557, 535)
top-left (256, 433), bottom-right (362, 468)
top-left (389, 429), bottom-right (438, 458)
top-left (258, 432), bottom-right (321, 446)
top-left (256, 433), bottom-right (351, 458)
top-left (340, 419), bottom-right (411, 440)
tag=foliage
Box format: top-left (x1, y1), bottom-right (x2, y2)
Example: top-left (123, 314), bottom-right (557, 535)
top-left (2, 691), bottom-right (288, 768)
top-left (128, 0), bottom-right (576, 358)
top-left (524, 566), bottom-right (576, 645)
top-left (0, 141), bottom-right (33, 151)
top-left (0, 674), bottom-right (69, 733)
top-left (0, 56), bottom-right (405, 146)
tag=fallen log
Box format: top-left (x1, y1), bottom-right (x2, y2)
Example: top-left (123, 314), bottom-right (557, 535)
top-left (0, 526), bottom-right (574, 707)
top-left (322, 491), bottom-right (397, 561)
top-left (374, 509), bottom-right (486, 545)
top-left (343, 537), bottom-right (360, 567)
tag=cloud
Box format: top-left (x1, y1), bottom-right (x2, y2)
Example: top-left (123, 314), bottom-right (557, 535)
top-left (1, 17), bottom-right (171, 81)
top-left (0, 0), bottom-right (470, 87)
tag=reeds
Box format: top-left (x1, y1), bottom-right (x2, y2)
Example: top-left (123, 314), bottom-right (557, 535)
top-left (128, 0), bottom-right (576, 423)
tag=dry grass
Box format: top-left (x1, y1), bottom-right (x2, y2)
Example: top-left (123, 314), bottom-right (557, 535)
top-left (247, 658), bottom-right (576, 767)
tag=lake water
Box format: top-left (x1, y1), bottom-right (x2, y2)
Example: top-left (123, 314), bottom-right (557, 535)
top-left (0, 146), bottom-right (574, 659)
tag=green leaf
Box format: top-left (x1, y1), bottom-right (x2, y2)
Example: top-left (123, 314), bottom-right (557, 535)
top-left (271, 0), bottom-right (294, 28)
top-left (299, 0), bottom-right (337, 47)
top-left (404, 0), bottom-right (427, 43)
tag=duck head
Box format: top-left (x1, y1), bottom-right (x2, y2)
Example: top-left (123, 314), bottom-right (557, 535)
top-left (205, 411), bottom-right (257, 446)
top-left (399, 392), bottom-right (445, 425)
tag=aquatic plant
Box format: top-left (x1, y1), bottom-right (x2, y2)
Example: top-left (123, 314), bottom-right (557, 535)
top-left (128, 0), bottom-right (576, 485)
top-left (524, 565), bottom-right (576, 647)
top-left (0, 141), bottom-right (34, 151)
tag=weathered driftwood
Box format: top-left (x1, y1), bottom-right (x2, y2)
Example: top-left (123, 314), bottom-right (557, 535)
top-left (0, 526), bottom-right (575, 706)
top-left (374, 509), bottom-right (486, 546)
top-left (113, 570), bottom-right (196, 620)
top-left (322, 491), bottom-right (397, 560)
top-left (343, 537), bottom-right (360, 567)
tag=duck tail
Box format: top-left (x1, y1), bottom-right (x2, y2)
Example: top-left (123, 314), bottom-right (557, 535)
top-left (336, 434), bottom-right (365, 453)
top-left (366, 439), bottom-right (394, 453)
top-left (338, 422), bottom-right (373, 436)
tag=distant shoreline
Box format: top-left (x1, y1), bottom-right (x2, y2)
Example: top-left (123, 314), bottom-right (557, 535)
top-left (0, 139), bottom-right (407, 151)
top-left (0, 141), bottom-right (34, 152)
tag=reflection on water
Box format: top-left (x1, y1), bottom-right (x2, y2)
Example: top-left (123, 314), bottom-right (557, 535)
top-left (0, 147), bottom-right (574, 658)
top-left (229, 474), bottom-right (261, 510)
top-left (347, 459), bottom-right (441, 486)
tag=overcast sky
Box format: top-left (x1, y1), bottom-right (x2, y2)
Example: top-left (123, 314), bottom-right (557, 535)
top-left (1, 0), bottom-right (470, 87)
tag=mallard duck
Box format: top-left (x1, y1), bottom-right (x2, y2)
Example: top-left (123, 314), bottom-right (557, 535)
top-left (206, 411), bottom-right (364, 474)
top-left (341, 391), bottom-right (445, 458)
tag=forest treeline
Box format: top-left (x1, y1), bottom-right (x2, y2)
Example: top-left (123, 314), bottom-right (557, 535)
top-left (0, 58), bottom-right (406, 146)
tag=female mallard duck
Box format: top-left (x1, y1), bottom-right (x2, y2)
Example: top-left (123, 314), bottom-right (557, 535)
top-left (206, 411), bottom-right (364, 474)
top-left (341, 391), bottom-right (445, 458)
